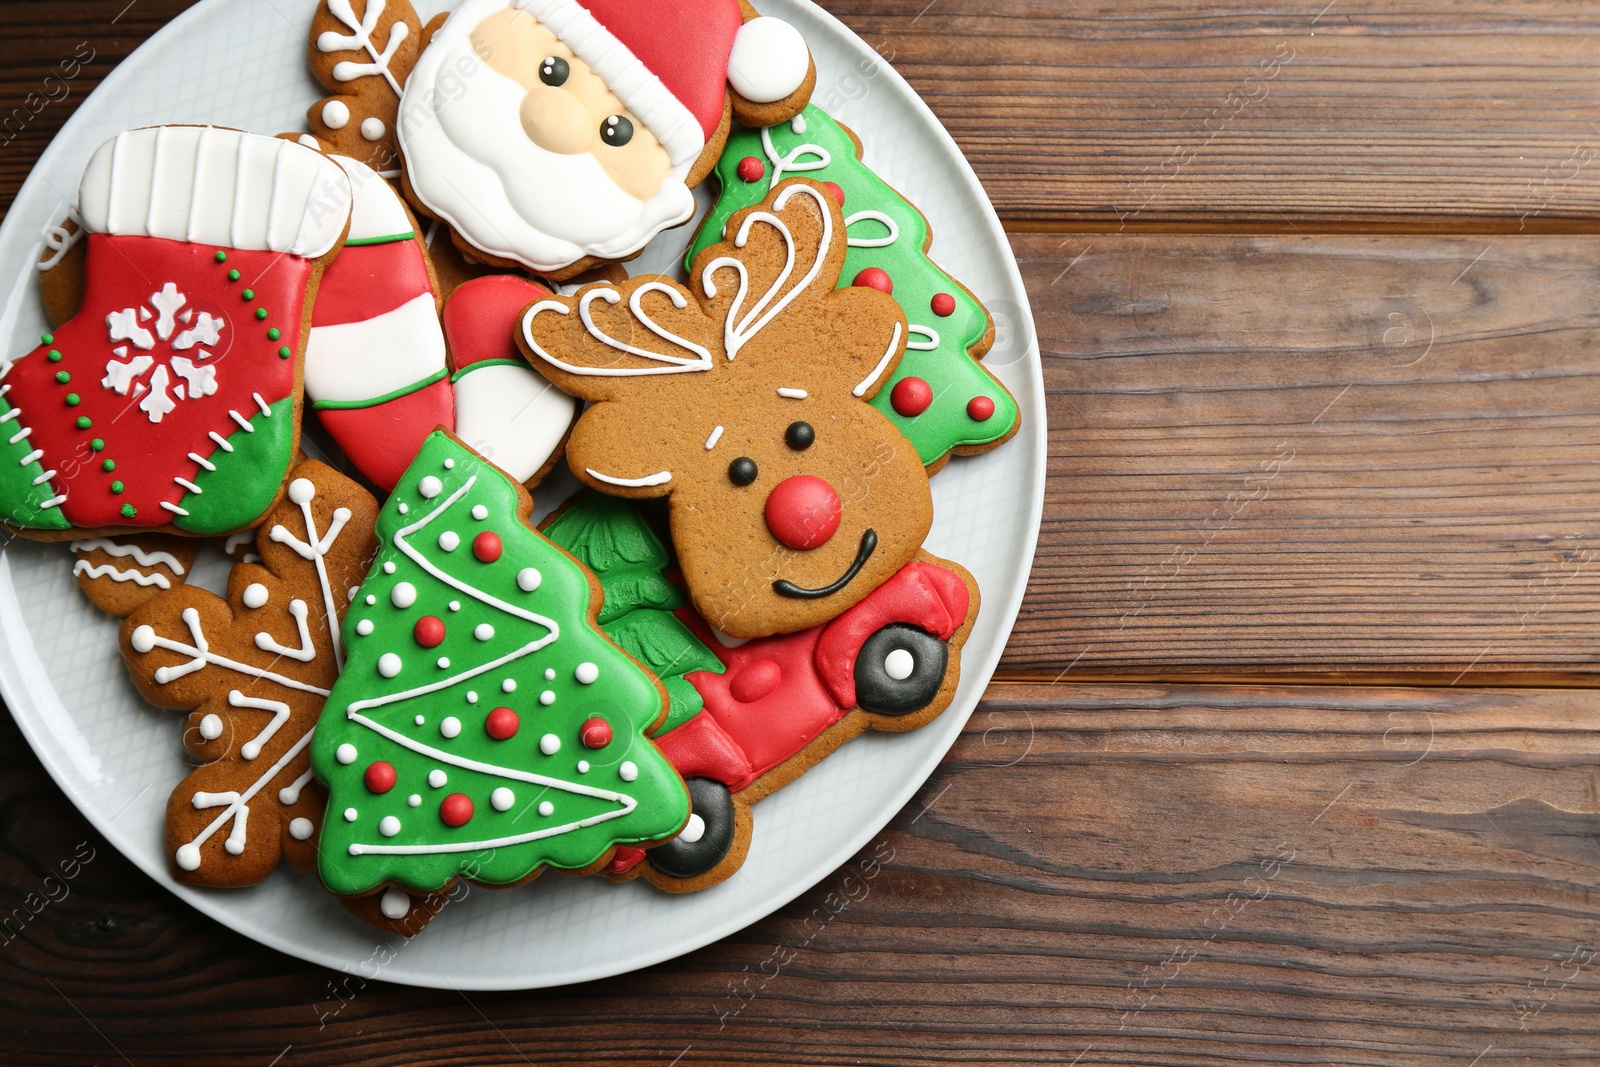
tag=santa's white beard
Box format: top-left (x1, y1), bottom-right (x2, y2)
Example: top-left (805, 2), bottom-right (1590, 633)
top-left (398, 38), bottom-right (696, 273)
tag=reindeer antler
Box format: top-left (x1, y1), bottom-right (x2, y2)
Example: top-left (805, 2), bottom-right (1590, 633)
top-left (520, 181), bottom-right (851, 400)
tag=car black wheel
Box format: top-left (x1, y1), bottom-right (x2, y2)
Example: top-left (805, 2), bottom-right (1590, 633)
top-left (648, 778), bottom-right (735, 879)
top-left (854, 624), bottom-right (948, 715)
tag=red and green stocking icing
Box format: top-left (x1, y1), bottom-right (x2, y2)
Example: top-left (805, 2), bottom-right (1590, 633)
top-left (690, 105), bottom-right (1019, 468)
top-left (311, 432), bottom-right (689, 895)
top-left (0, 236), bottom-right (300, 532)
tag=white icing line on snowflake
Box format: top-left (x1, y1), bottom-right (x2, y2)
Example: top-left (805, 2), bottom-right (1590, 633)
top-left (70, 539), bottom-right (186, 573)
top-left (228, 690), bottom-right (292, 761)
top-left (175, 730), bottom-right (312, 871)
top-left (268, 478), bottom-right (352, 670)
top-left (342, 474), bottom-right (560, 717)
top-left (131, 608), bottom-right (330, 696)
top-left (343, 711), bottom-right (636, 856)
top-left (319, 0), bottom-right (409, 98)
top-left (852, 321), bottom-right (902, 398)
top-left (253, 598), bottom-right (316, 662)
top-left (72, 560), bottom-right (170, 589)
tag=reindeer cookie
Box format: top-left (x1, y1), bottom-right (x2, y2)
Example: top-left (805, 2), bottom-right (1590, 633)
top-left (521, 179), bottom-right (933, 639)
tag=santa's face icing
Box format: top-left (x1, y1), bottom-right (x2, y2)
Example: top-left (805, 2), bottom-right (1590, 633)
top-left (398, 0), bottom-right (697, 273)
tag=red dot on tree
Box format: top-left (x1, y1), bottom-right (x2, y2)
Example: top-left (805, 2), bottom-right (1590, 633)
top-left (967, 395), bottom-right (997, 421)
top-left (580, 717), bottom-right (613, 749)
top-left (472, 531), bottom-right (503, 563)
top-left (736, 156), bottom-right (765, 183)
top-left (931, 292), bottom-right (957, 317)
top-left (440, 793), bottom-right (474, 827)
top-left (891, 377), bottom-right (933, 417)
top-left (853, 267), bottom-right (892, 294)
top-left (364, 761), bottom-right (397, 794)
top-left (413, 615), bottom-right (446, 648)
top-left (823, 181), bottom-right (845, 206)
top-left (486, 706), bottom-right (520, 741)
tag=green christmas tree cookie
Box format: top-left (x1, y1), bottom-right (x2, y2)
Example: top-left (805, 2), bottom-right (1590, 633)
top-left (688, 105), bottom-right (1020, 470)
top-left (541, 493), bottom-right (724, 737)
top-left (311, 432), bottom-right (690, 895)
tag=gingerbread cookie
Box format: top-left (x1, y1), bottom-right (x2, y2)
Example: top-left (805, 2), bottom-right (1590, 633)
top-left (543, 490), bottom-right (980, 892)
top-left (691, 105), bottom-right (1020, 473)
top-left (37, 212), bottom-right (86, 327)
top-left (71, 534), bottom-right (197, 616)
top-left (311, 430), bottom-right (690, 896)
top-left (119, 458), bottom-right (378, 887)
top-left (520, 179), bottom-right (933, 639)
top-left (395, 0), bottom-right (815, 279)
top-left (0, 126), bottom-right (352, 539)
top-left (306, 0), bottom-right (423, 175)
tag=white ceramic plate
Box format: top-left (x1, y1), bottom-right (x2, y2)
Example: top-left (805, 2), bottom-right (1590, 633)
top-left (0, 0), bottom-right (1044, 989)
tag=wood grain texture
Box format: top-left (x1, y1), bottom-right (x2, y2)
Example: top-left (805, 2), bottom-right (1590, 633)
top-left (5, 3), bottom-right (1600, 228)
top-left (830, 0), bottom-right (1600, 228)
top-left (1005, 232), bottom-right (1600, 682)
top-left (2, 684), bottom-right (1596, 1065)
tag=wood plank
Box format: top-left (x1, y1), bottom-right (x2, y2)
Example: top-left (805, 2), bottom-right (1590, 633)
top-left (1004, 232), bottom-right (1600, 681)
top-left (5, 3), bottom-right (1600, 230)
top-left (829, 0), bottom-right (1600, 228)
top-left (2, 682), bottom-right (1595, 1064)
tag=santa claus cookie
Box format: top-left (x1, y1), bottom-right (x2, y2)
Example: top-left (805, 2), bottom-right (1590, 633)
top-left (520, 180), bottom-right (934, 639)
top-left (119, 458), bottom-right (378, 888)
top-left (396, 0), bottom-right (816, 280)
top-left (0, 126), bottom-right (352, 540)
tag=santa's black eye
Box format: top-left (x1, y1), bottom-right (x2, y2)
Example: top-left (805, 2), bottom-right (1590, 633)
top-left (539, 56), bottom-right (569, 86)
top-left (728, 457), bottom-right (758, 486)
top-left (784, 421), bottom-right (815, 450)
top-left (600, 115), bottom-right (634, 147)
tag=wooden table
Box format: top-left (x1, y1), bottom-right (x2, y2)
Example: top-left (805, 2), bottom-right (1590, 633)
top-left (2, 2), bottom-right (1597, 1063)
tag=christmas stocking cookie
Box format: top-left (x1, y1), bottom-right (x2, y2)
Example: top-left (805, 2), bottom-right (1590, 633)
top-left (304, 146), bottom-right (453, 491)
top-left (691, 105), bottom-right (1020, 472)
top-left (0, 126), bottom-right (352, 538)
top-left (311, 430), bottom-right (689, 896)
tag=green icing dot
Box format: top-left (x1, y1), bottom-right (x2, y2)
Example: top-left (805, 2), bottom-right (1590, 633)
top-left (228, 269), bottom-right (241, 282)
top-left (109, 480), bottom-right (124, 494)
top-left (90, 438), bottom-right (104, 451)
top-left (54, 371), bottom-right (69, 384)
top-left (74, 416), bottom-right (91, 430)
top-left (241, 288), bottom-right (254, 301)
top-left (101, 459), bottom-right (115, 473)
top-left (278, 346), bottom-right (292, 359)
top-left (215, 251), bottom-right (228, 262)
top-left (47, 350), bottom-right (62, 362)
top-left (120, 503), bottom-right (136, 518)
top-left (267, 328), bottom-right (281, 341)
top-left (64, 393), bottom-right (80, 406)
top-left (40, 333), bottom-right (52, 344)
top-left (255, 308), bottom-right (268, 320)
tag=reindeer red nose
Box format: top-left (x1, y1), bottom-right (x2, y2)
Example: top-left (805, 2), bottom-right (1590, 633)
top-left (765, 475), bottom-right (842, 550)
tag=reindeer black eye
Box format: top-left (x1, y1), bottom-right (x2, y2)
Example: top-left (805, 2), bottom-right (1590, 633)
top-left (728, 457), bottom-right (758, 486)
top-left (600, 115), bottom-right (634, 147)
top-left (539, 56), bottom-right (570, 86)
top-left (785, 422), bottom-right (815, 450)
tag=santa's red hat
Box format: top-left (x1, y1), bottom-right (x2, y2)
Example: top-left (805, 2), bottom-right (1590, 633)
top-left (513, 0), bottom-right (811, 167)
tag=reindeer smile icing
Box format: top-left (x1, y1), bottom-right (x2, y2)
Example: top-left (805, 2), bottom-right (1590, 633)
top-left (519, 179), bottom-right (935, 638)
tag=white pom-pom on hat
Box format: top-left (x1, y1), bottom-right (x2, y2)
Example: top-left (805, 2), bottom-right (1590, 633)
top-left (727, 16), bottom-right (812, 104)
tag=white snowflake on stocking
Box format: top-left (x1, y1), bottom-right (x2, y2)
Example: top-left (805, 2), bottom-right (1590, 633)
top-left (101, 282), bottom-right (226, 424)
